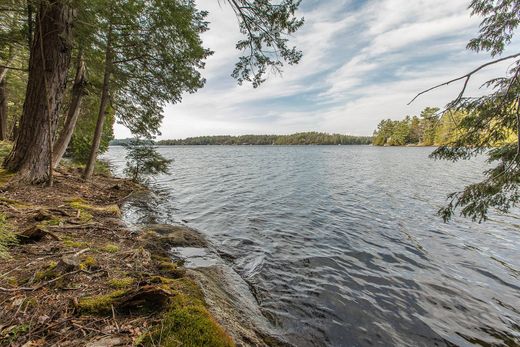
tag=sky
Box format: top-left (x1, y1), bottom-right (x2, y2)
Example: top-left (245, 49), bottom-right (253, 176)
top-left (114, 0), bottom-right (520, 139)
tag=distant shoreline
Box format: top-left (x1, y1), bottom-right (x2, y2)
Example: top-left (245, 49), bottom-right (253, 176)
top-left (110, 132), bottom-right (373, 146)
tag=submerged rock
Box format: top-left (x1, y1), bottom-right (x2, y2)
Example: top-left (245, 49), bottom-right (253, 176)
top-left (140, 223), bottom-right (208, 257)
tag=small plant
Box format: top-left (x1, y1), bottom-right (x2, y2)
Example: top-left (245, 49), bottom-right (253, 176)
top-left (123, 138), bottom-right (172, 183)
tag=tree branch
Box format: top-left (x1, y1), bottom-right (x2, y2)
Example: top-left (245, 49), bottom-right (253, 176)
top-left (408, 52), bottom-right (520, 105)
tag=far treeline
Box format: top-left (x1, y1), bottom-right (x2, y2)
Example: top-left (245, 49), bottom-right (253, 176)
top-left (154, 132), bottom-right (373, 145)
top-left (373, 106), bottom-right (517, 147)
top-left (373, 107), bottom-right (460, 146)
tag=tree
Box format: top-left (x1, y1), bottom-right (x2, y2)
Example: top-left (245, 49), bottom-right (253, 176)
top-left (123, 138), bottom-right (172, 183)
top-left (0, 0), bottom-right (27, 141)
top-left (82, 0), bottom-right (212, 180)
top-left (3, 0), bottom-right (74, 184)
top-left (410, 0), bottom-right (520, 222)
top-left (419, 107), bottom-right (440, 146)
top-left (52, 51), bottom-right (86, 167)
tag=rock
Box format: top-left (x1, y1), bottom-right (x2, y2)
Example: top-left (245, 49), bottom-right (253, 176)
top-left (140, 224), bottom-right (208, 257)
top-left (57, 255), bottom-right (81, 272)
top-left (146, 224), bottom-right (207, 247)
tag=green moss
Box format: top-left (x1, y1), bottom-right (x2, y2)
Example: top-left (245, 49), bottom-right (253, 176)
top-left (37, 216), bottom-right (63, 227)
top-left (63, 239), bottom-right (89, 248)
top-left (157, 261), bottom-right (186, 278)
top-left (68, 197), bottom-right (120, 216)
top-left (35, 261), bottom-right (59, 281)
top-left (80, 255), bottom-right (97, 270)
top-left (0, 323), bottom-right (30, 345)
top-left (102, 244), bottom-right (120, 253)
top-left (141, 294), bottom-right (234, 347)
top-left (108, 277), bottom-right (135, 289)
top-left (77, 289), bottom-right (128, 314)
top-left (0, 212), bottom-right (17, 259)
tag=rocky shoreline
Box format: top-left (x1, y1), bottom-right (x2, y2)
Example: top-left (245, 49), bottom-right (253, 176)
top-left (0, 163), bottom-right (289, 346)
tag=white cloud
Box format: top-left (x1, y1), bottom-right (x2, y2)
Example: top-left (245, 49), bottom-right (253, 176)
top-left (114, 0), bottom-right (518, 139)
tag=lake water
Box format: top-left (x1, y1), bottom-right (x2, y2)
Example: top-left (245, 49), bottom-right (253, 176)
top-left (104, 146), bottom-right (520, 347)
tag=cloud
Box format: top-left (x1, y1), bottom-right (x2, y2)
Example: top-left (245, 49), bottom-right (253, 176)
top-left (114, 0), bottom-right (519, 139)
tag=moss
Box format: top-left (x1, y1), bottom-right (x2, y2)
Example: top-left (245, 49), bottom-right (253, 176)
top-left (157, 261), bottom-right (186, 278)
top-left (108, 277), bottom-right (135, 289)
top-left (0, 323), bottom-right (30, 345)
top-left (141, 293), bottom-right (234, 347)
top-left (68, 197), bottom-right (120, 216)
top-left (77, 289), bottom-right (128, 314)
top-left (80, 255), bottom-right (97, 270)
top-left (102, 244), bottom-right (120, 253)
top-left (35, 261), bottom-right (59, 281)
top-left (37, 216), bottom-right (63, 227)
top-left (0, 212), bottom-right (16, 259)
top-left (63, 239), bottom-right (89, 248)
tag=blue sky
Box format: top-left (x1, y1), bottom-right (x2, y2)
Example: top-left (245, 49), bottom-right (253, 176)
top-left (114, 0), bottom-right (520, 139)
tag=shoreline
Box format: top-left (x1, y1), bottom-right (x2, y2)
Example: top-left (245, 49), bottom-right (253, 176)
top-left (0, 163), bottom-right (244, 346)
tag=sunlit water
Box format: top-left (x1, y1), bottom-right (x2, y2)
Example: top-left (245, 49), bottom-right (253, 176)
top-left (104, 146), bottom-right (520, 347)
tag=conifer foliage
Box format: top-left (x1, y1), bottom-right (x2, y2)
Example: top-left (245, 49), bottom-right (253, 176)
top-left (411, 0), bottom-right (520, 221)
top-left (0, 0), bottom-right (304, 183)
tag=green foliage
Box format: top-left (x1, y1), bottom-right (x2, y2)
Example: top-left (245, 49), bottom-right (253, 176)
top-left (68, 98), bottom-right (115, 164)
top-left (124, 138), bottom-right (172, 183)
top-left (417, 0), bottom-right (520, 221)
top-left (372, 107), bottom-right (466, 147)
top-left (158, 132), bottom-right (372, 145)
top-left (228, 0), bottom-right (304, 87)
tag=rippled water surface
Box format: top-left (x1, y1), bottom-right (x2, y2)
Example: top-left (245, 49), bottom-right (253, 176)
top-left (104, 146), bottom-right (520, 347)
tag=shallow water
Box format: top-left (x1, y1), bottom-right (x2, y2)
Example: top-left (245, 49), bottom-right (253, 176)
top-left (104, 146), bottom-right (520, 347)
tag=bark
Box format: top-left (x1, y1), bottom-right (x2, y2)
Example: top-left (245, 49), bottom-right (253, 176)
top-left (83, 25), bottom-right (113, 180)
top-left (3, 1), bottom-right (74, 183)
top-left (0, 76), bottom-right (7, 141)
top-left (52, 53), bottom-right (86, 168)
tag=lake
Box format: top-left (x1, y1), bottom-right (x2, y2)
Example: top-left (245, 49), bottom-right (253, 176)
top-left (104, 145), bottom-right (520, 347)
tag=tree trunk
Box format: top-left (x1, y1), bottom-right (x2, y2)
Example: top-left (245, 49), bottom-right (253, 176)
top-left (0, 75), bottom-right (7, 141)
top-left (53, 53), bottom-right (86, 168)
top-left (83, 25), bottom-right (113, 180)
top-left (3, 1), bottom-right (74, 183)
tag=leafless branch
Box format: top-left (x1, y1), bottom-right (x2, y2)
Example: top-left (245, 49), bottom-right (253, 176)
top-left (408, 52), bottom-right (520, 105)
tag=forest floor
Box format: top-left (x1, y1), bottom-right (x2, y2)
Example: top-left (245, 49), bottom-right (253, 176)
top-left (0, 147), bottom-right (234, 346)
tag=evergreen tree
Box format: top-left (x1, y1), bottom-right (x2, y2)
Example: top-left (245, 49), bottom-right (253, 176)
top-left (410, 0), bottom-right (520, 221)
top-left (124, 138), bottom-right (172, 183)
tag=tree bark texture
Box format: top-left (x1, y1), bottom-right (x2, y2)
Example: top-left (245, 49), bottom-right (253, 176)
top-left (3, 1), bottom-right (74, 183)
